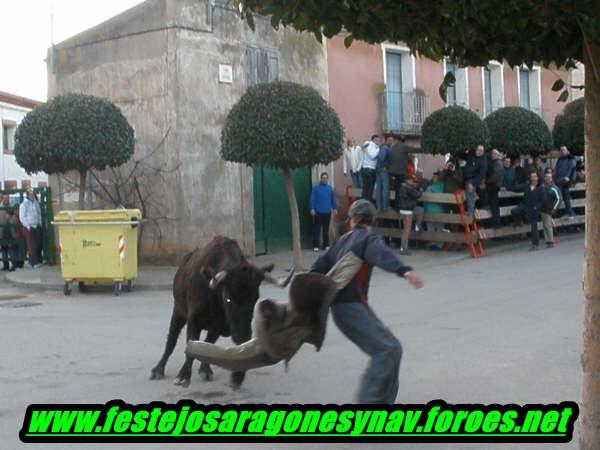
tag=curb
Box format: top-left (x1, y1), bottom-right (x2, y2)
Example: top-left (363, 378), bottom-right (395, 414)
top-left (2, 273), bottom-right (173, 292)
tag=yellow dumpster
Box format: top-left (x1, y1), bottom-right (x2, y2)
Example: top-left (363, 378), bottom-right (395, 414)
top-left (52, 209), bottom-right (141, 296)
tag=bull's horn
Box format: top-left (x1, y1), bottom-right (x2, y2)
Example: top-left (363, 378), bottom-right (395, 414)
top-left (264, 268), bottom-right (295, 288)
top-left (209, 270), bottom-right (228, 290)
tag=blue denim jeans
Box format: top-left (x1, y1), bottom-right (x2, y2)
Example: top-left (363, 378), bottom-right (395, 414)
top-left (331, 302), bottom-right (403, 404)
top-left (350, 171), bottom-right (362, 189)
top-left (375, 171), bottom-right (390, 209)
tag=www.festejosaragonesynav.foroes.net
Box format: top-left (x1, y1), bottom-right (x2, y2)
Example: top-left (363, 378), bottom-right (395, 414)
top-left (19, 400), bottom-right (579, 443)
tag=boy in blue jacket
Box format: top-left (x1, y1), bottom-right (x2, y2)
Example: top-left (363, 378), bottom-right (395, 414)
top-left (310, 172), bottom-right (337, 251)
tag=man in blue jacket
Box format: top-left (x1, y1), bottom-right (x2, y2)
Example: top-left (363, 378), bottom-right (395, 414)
top-left (553, 146), bottom-right (577, 218)
top-left (311, 199), bottom-right (423, 404)
top-left (462, 145), bottom-right (488, 216)
top-left (310, 172), bottom-right (338, 252)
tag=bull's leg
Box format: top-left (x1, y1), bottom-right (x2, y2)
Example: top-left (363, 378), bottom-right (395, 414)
top-left (198, 330), bottom-right (219, 381)
top-left (173, 320), bottom-right (202, 388)
top-left (150, 312), bottom-right (186, 380)
top-left (230, 371), bottom-right (246, 390)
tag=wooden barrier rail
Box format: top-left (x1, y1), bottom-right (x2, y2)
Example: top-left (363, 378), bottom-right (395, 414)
top-left (346, 183), bottom-right (585, 256)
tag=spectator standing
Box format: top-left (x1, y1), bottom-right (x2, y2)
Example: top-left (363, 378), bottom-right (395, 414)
top-left (0, 195), bottom-right (10, 271)
top-left (514, 158), bottom-right (528, 184)
top-left (440, 160), bottom-right (464, 194)
top-left (502, 156), bottom-right (516, 189)
top-left (540, 172), bottom-right (562, 248)
top-left (343, 139), bottom-right (364, 189)
top-left (461, 145), bottom-right (487, 216)
top-left (486, 149), bottom-right (504, 228)
top-left (423, 172), bottom-right (445, 243)
top-left (396, 176), bottom-right (423, 255)
top-left (553, 146), bottom-right (577, 218)
top-left (509, 172), bottom-right (545, 251)
top-left (375, 136), bottom-right (392, 211)
top-left (388, 136), bottom-right (411, 209)
top-left (310, 172), bottom-right (338, 252)
top-left (361, 135), bottom-right (380, 202)
top-left (5, 208), bottom-right (21, 270)
top-left (19, 189), bottom-right (43, 268)
top-left (533, 156), bottom-right (545, 183)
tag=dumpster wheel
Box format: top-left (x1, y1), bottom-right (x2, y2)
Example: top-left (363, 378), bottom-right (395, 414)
top-left (124, 280), bottom-right (133, 292)
top-left (63, 282), bottom-right (72, 296)
top-left (114, 282), bottom-right (122, 296)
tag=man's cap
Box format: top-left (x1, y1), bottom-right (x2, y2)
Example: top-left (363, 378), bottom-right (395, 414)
top-left (348, 199), bottom-right (376, 218)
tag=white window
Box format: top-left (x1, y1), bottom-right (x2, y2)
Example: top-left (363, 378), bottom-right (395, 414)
top-left (517, 66), bottom-right (541, 115)
top-left (443, 58), bottom-right (469, 107)
top-left (482, 61), bottom-right (504, 116)
top-left (382, 44), bottom-right (418, 132)
top-left (2, 122), bottom-right (16, 154)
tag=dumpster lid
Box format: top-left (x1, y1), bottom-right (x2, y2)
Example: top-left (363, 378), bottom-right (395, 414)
top-left (53, 209), bottom-right (142, 223)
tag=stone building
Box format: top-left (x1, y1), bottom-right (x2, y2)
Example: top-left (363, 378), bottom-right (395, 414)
top-left (48, 0), bottom-right (328, 262)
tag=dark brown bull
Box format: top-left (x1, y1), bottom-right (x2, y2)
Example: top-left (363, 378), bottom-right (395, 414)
top-left (150, 236), bottom-right (290, 388)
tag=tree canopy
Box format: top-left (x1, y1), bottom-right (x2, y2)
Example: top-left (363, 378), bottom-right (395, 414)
top-left (484, 107), bottom-right (553, 156)
top-left (237, 1), bottom-right (598, 69)
top-left (221, 81), bottom-right (343, 169)
top-left (14, 93), bottom-right (134, 175)
top-left (552, 98), bottom-right (585, 155)
top-left (421, 106), bottom-right (489, 155)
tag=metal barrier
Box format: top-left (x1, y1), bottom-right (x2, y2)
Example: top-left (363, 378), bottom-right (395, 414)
top-left (346, 183), bottom-right (585, 257)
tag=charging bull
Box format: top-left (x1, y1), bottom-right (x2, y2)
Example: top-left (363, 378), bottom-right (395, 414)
top-left (150, 236), bottom-right (291, 388)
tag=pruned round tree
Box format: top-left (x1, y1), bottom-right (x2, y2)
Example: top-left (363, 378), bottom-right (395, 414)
top-left (421, 106), bottom-right (489, 155)
top-left (484, 107), bottom-right (553, 157)
top-left (14, 93), bottom-right (135, 209)
top-left (221, 81), bottom-right (343, 269)
top-left (553, 98), bottom-right (584, 156)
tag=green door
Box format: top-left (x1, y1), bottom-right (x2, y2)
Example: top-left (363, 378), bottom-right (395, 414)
top-left (253, 167), bottom-right (312, 255)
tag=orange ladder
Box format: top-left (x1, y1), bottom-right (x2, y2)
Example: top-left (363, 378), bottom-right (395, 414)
top-left (454, 190), bottom-right (487, 258)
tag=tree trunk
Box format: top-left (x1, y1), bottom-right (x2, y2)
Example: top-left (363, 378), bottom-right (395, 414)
top-left (78, 170), bottom-right (87, 211)
top-left (283, 168), bottom-right (303, 270)
top-left (580, 40), bottom-right (600, 450)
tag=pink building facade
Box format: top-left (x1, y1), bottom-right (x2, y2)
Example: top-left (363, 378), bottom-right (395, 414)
top-left (326, 35), bottom-right (574, 192)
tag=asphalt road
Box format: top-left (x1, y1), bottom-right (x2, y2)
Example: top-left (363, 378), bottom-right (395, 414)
top-left (0, 236), bottom-right (584, 450)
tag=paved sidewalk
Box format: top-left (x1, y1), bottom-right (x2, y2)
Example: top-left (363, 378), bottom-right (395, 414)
top-left (2, 247), bottom-right (469, 292)
top-left (3, 265), bottom-right (177, 291)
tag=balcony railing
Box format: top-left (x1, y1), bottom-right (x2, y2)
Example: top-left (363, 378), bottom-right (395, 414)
top-left (381, 89), bottom-right (430, 135)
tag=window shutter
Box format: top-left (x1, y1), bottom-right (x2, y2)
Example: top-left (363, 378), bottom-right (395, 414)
top-left (246, 47), bottom-right (279, 89)
top-left (268, 53), bottom-right (279, 82)
top-left (245, 47), bottom-right (258, 88)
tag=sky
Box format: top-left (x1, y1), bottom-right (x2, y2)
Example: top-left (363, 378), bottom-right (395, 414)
top-left (1, 0), bottom-right (145, 102)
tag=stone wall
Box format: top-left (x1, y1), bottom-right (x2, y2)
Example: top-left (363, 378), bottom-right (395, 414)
top-left (48, 0), bottom-right (327, 263)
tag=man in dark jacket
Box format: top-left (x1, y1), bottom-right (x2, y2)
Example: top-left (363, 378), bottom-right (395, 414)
top-left (553, 146), bottom-right (577, 218)
top-left (486, 149), bottom-right (504, 228)
top-left (502, 156), bottom-right (516, 189)
top-left (375, 137), bottom-right (392, 210)
top-left (509, 172), bottom-right (545, 250)
top-left (462, 145), bottom-right (487, 216)
top-left (388, 136), bottom-right (413, 208)
top-left (310, 199), bottom-right (423, 404)
top-left (440, 160), bottom-right (464, 194)
top-left (396, 177), bottom-right (423, 255)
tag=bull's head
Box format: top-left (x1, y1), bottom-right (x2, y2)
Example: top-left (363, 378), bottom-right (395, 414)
top-left (205, 263), bottom-right (293, 344)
